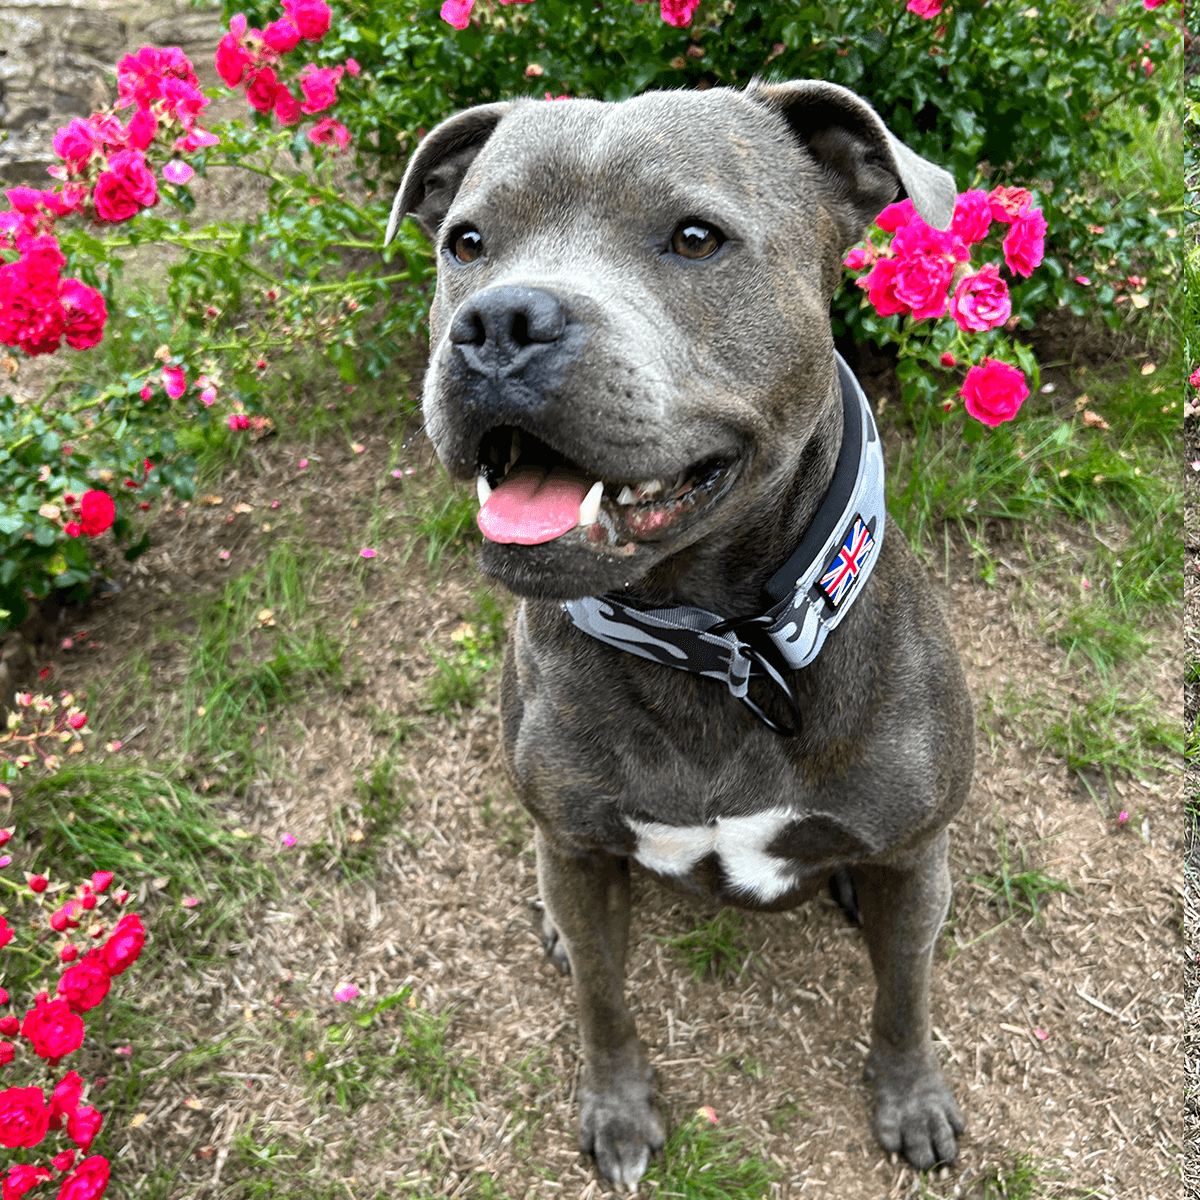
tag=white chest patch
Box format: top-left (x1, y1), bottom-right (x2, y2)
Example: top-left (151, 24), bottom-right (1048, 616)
top-left (626, 806), bottom-right (797, 904)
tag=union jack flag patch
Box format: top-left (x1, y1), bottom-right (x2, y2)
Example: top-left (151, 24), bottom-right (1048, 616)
top-left (818, 516), bottom-right (874, 608)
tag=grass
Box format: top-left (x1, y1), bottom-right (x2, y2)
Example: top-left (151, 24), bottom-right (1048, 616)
top-left (969, 1151), bottom-right (1060, 1200)
top-left (640, 1112), bottom-right (779, 1197)
top-left (179, 540), bottom-right (344, 785)
top-left (409, 473), bottom-right (481, 570)
top-left (296, 988), bottom-right (479, 1116)
top-left (1041, 687), bottom-right (1183, 779)
top-left (12, 762), bottom-right (273, 964)
top-left (658, 910), bottom-right (755, 982)
top-left (423, 590), bottom-right (509, 715)
top-left (968, 817), bottom-right (1073, 925)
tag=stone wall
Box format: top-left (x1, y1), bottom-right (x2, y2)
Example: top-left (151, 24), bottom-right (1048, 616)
top-left (0, 0), bottom-right (224, 184)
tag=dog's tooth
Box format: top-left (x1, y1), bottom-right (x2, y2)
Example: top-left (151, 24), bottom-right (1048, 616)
top-left (616, 485), bottom-right (638, 506)
top-left (506, 432), bottom-right (521, 473)
top-left (636, 478), bottom-right (664, 498)
top-left (578, 480), bottom-right (603, 526)
top-left (476, 474), bottom-right (493, 506)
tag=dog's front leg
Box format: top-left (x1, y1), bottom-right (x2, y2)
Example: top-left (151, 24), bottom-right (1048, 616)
top-left (535, 826), bottom-right (664, 1186)
top-left (851, 829), bottom-right (964, 1170)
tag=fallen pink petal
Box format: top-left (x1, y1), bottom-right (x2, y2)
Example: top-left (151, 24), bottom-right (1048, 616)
top-left (1034, 1029), bottom-right (1048, 1040)
top-left (181, 896), bottom-right (200, 908)
top-left (281, 833), bottom-right (296, 847)
top-left (1118, 811), bottom-right (1129, 825)
top-left (334, 983), bottom-right (360, 1002)
top-left (696, 1105), bottom-right (718, 1124)
top-left (360, 548), bottom-right (377, 558)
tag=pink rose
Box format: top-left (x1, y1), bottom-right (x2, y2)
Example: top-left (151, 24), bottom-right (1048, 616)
top-left (93, 149), bottom-right (158, 222)
top-left (161, 77), bottom-right (209, 127)
top-left (299, 64), bottom-right (342, 114)
top-left (3, 1164), bottom-right (52, 1200)
top-left (950, 189), bottom-right (992, 245)
top-left (0, 244), bottom-right (66, 356)
top-left (117, 49), bottom-right (164, 109)
top-left (102, 913), bottom-right (145, 976)
top-left (54, 1156), bottom-right (108, 1200)
top-left (274, 89), bottom-right (302, 126)
top-left (52, 119), bottom-right (96, 171)
top-left (66, 1105), bottom-right (102, 1151)
top-left (59, 279), bottom-right (108, 351)
top-left (890, 217), bottom-right (967, 263)
top-left (19, 996), bottom-right (84, 1062)
top-left (307, 117), bottom-right (351, 152)
top-left (660, 0), bottom-right (701, 25)
top-left (959, 359), bottom-right (1028, 426)
top-left (162, 364), bottom-right (187, 399)
top-left (245, 67), bottom-right (282, 113)
top-left (283, 0), bottom-right (332, 40)
top-left (57, 952), bottom-right (111, 1013)
top-left (48, 1070), bottom-right (83, 1130)
top-left (1003, 209), bottom-right (1046, 277)
top-left (215, 30), bottom-right (254, 88)
top-left (875, 198), bottom-right (916, 233)
top-left (949, 264), bottom-right (1011, 332)
top-left (87, 114), bottom-right (128, 153)
top-left (0, 918), bottom-right (11, 949)
top-left (174, 127), bottom-right (220, 154)
top-left (78, 491), bottom-right (114, 538)
top-left (843, 245), bottom-right (876, 270)
top-left (440, 0), bottom-right (473, 27)
top-left (860, 256), bottom-right (908, 316)
top-left (4, 1165), bottom-right (54, 1200)
top-left (987, 185), bottom-right (1031, 224)
top-left (125, 109), bottom-right (157, 151)
top-left (0, 1087), bottom-right (49, 1148)
top-left (263, 19), bottom-right (302, 54)
top-left (891, 251), bottom-right (953, 320)
top-left (906, 0), bottom-right (942, 15)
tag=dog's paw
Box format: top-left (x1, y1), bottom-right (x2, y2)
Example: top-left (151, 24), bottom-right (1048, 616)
top-left (865, 1050), bottom-right (963, 1171)
top-left (579, 1079), bottom-right (665, 1187)
top-left (540, 910), bottom-right (571, 975)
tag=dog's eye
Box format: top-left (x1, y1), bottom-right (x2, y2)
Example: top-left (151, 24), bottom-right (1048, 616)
top-left (671, 222), bottom-right (723, 260)
top-left (451, 229), bottom-right (485, 264)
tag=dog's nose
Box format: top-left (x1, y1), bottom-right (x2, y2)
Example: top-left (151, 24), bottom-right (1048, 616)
top-left (450, 286), bottom-right (566, 361)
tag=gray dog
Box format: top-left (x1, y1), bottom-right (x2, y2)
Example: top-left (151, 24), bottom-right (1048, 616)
top-left (386, 78), bottom-right (974, 1188)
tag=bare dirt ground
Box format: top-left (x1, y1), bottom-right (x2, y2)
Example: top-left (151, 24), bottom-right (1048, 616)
top-left (27, 383), bottom-right (1184, 1200)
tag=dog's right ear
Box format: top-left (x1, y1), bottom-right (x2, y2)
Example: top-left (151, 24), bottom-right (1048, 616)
top-left (384, 103), bottom-right (513, 248)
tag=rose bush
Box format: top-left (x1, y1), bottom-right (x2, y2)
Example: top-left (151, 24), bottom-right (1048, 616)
top-left (0, 836), bottom-right (145, 1200)
top-left (0, 0), bottom-right (432, 635)
top-left (844, 185), bottom-right (1044, 424)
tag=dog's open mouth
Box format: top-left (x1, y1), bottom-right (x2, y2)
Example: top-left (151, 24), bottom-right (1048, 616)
top-left (473, 426), bottom-right (739, 547)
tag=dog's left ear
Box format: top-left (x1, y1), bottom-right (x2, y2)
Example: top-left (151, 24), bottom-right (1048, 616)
top-left (747, 79), bottom-right (956, 242)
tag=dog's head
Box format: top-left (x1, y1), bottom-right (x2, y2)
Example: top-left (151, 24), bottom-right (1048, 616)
top-left (388, 81), bottom-right (953, 605)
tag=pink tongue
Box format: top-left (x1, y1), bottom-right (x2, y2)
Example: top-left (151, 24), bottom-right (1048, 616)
top-left (477, 467), bottom-right (590, 545)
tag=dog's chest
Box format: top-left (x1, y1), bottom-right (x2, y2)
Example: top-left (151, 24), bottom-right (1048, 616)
top-left (623, 807), bottom-right (801, 904)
